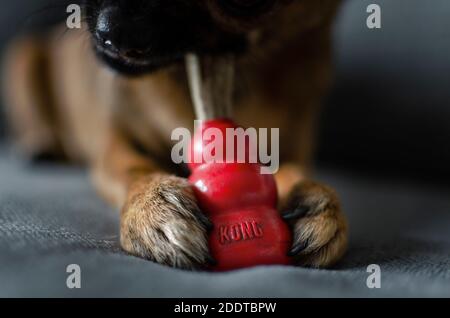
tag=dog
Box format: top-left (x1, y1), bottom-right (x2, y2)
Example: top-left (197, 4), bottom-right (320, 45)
top-left (3, 0), bottom-right (347, 269)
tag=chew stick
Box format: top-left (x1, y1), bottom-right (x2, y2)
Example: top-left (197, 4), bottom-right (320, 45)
top-left (185, 54), bottom-right (234, 120)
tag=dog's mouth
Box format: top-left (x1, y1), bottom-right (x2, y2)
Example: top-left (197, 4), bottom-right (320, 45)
top-left (93, 30), bottom-right (236, 114)
top-left (94, 43), bottom-right (184, 75)
top-left (97, 44), bottom-right (150, 66)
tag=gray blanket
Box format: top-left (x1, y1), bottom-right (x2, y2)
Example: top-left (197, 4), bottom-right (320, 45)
top-left (1, 0), bottom-right (450, 298)
top-left (0, 148), bottom-right (449, 297)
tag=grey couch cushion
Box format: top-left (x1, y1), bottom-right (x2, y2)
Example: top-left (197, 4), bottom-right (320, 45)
top-left (1, 0), bottom-right (450, 298)
top-left (1, 146), bottom-right (449, 297)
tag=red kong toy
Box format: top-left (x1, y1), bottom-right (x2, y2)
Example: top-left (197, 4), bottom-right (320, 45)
top-left (188, 119), bottom-right (292, 271)
top-left (185, 54), bottom-right (292, 271)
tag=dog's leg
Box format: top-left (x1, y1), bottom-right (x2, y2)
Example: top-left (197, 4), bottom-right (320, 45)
top-left (2, 37), bottom-right (63, 160)
top-left (273, 90), bottom-right (349, 268)
top-left (275, 164), bottom-right (348, 268)
top-left (91, 130), bottom-right (212, 270)
top-left (270, 23), bottom-right (348, 268)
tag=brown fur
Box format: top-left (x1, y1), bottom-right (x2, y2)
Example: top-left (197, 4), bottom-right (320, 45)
top-left (3, 0), bottom-right (347, 269)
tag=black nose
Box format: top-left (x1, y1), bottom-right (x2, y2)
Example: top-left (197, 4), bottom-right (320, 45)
top-left (95, 6), bottom-right (150, 58)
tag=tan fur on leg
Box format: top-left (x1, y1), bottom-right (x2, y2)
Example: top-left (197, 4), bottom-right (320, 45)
top-left (91, 130), bottom-right (212, 269)
top-left (282, 181), bottom-right (348, 268)
top-left (121, 174), bottom-right (212, 269)
top-left (2, 37), bottom-right (62, 158)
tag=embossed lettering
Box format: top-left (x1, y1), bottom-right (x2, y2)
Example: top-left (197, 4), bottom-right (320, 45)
top-left (218, 221), bottom-right (264, 244)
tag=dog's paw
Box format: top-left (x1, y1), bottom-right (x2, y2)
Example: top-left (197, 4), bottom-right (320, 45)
top-left (282, 181), bottom-right (348, 268)
top-left (120, 174), bottom-right (213, 270)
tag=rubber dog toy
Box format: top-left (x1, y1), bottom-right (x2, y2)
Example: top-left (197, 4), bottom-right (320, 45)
top-left (186, 55), bottom-right (292, 271)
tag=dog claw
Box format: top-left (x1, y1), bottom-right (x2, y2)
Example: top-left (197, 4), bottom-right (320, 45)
top-left (206, 255), bottom-right (217, 266)
top-left (282, 205), bottom-right (309, 220)
top-left (196, 211), bottom-right (213, 231)
top-left (288, 241), bottom-right (308, 257)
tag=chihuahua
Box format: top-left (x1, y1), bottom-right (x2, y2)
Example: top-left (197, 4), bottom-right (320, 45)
top-left (3, 0), bottom-right (347, 269)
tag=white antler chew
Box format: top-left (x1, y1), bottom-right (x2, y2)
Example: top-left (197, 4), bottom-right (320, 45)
top-left (185, 53), bottom-right (234, 120)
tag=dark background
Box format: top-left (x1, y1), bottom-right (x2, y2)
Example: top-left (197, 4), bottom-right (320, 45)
top-left (320, 0), bottom-right (450, 185)
top-left (0, 0), bottom-right (449, 185)
top-left (0, 0), bottom-right (449, 298)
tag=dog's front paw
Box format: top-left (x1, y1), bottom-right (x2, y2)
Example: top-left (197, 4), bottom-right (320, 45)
top-left (120, 174), bottom-right (213, 270)
top-left (282, 181), bottom-right (348, 268)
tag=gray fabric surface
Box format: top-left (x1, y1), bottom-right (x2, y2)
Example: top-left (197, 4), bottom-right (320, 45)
top-left (0, 0), bottom-right (450, 298)
top-left (0, 147), bottom-right (449, 298)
